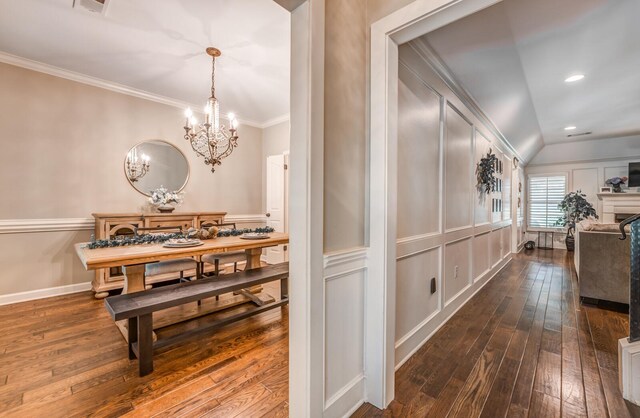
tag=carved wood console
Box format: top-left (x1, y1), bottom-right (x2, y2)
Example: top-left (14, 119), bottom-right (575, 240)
top-left (91, 212), bottom-right (226, 298)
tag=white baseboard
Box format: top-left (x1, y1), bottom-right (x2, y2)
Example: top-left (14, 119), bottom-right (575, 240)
top-left (0, 282), bottom-right (92, 306)
top-left (323, 374), bottom-right (366, 418)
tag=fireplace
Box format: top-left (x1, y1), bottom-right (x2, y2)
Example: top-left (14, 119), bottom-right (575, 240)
top-left (598, 193), bottom-right (640, 223)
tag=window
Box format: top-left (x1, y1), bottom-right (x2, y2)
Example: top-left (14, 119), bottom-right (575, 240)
top-left (528, 175), bottom-right (567, 229)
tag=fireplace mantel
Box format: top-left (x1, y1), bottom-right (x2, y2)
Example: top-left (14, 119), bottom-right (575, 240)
top-left (597, 192), bottom-right (640, 223)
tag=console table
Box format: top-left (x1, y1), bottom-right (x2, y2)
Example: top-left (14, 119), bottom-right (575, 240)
top-left (91, 212), bottom-right (226, 298)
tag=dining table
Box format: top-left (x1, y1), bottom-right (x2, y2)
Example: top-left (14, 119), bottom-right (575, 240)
top-left (75, 232), bottom-right (289, 340)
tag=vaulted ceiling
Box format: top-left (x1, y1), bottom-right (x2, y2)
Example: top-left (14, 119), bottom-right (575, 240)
top-left (420, 0), bottom-right (640, 163)
top-left (0, 0), bottom-right (290, 126)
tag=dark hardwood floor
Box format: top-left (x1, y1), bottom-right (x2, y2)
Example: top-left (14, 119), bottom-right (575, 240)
top-left (0, 280), bottom-right (289, 417)
top-left (0, 250), bottom-right (637, 417)
top-left (354, 249), bottom-right (640, 418)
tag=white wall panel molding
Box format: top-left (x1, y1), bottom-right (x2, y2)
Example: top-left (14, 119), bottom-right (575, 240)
top-left (323, 247), bottom-right (368, 416)
top-left (0, 282), bottom-right (92, 306)
top-left (395, 255), bottom-right (511, 368)
top-left (409, 39), bottom-right (524, 164)
top-left (324, 247), bottom-right (368, 277)
top-left (0, 218), bottom-right (94, 234)
top-left (0, 51), bottom-right (263, 128)
top-left (397, 234), bottom-right (442, 259)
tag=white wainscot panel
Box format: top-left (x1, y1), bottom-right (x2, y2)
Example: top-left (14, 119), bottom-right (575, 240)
top-left (324, 249), bottom-right (366, 416)
top-left (444, 237), bottom-right (472, 305)
top-left (395, 246), bottom-right (441, 352)
top-left (490, 229), bottom-right (502, 267)
top-left (501, 226), bottom-right (511, 258)
top-left (473, 232), bottom-right (490, 281)
top-left (445, 104), bottom-right (473, 231)
top-left (397, 63), bottom-right (441, 238)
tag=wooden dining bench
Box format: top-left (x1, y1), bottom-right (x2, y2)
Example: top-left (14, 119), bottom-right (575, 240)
top-left (104, 262), bottom-right (289, 376)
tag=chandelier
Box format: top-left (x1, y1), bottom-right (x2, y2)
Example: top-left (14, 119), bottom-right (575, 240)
top-left (183, 47), bottom-right (239, 172)
top-left (125, 148), bottom-right (150, 182)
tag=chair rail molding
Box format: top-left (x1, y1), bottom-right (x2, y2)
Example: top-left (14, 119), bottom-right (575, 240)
top-left (0, 214), bottom-right (267, 234)
top-left (0, 218), bottom-right (94, 234)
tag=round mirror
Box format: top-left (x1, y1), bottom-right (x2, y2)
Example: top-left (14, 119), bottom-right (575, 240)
top-left (124, 140), bottom-right (189, 196)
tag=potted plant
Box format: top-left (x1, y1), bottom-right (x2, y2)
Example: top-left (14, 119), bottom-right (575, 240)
top-left (605, 176), bottom-right (628, 193)
top-left (555, 190), bottom-right (598, 251)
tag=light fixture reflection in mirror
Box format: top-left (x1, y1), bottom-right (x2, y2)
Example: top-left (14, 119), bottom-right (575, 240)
top-left (126, 148), bottom-right (150, 182)
top-left (124, 140), bottom-right (189, 196)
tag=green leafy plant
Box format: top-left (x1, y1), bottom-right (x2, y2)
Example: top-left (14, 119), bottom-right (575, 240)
top-left (476, 149), bottom-right (497, 194)
top-left (85, 227), bottom-right (275, 249)
top-left (555, 190), bottom-right (598, 237)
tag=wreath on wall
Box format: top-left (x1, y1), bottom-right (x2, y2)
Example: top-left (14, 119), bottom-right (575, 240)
top-left (476, 149), bottom-right (498, 194)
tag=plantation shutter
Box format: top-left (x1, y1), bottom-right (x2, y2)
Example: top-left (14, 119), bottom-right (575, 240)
top-left (528, 175), bottom-right (567, 229)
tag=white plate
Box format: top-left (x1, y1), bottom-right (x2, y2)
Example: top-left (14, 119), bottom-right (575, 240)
top-left (163, 239), bottom-right (204, 248)
top-left (240, 233), bottom-right (270, 240)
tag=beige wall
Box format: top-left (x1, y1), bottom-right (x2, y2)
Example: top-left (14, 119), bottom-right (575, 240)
top-left (0, 62), bottom-right (265, 296)
top-left (0, 62), bottom-right (263, 218)
top-left (262, 120), bottom-right (290, 212)
top-left (321, 0), bottom-right (439, 252)
top-left (323, 0), bottom-right (368, 252)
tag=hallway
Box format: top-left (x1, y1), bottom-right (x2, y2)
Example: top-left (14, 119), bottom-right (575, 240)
top-left (354, 250), bottom-right (640, 417)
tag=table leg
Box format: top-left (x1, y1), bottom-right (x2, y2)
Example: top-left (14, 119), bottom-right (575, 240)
top-left (238, 248), bottom-right (274, 305)
top-left (122, 264), bottom-right (146, 294)
top-left (244, 248), bottom-right (263, 270)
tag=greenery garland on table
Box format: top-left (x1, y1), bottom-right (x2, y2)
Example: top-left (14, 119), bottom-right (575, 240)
top-left (85, 227), bottom-right (275, 249)
top-left (216, 227), bottom-right (275, 237)
top-left (477, 149), bottom-right (498, 194)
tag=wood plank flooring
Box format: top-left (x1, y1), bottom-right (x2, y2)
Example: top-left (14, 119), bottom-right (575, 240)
top-left (0, 250), bottom-right (637, 417)
top-left (354, 250), bottom-right (640, 418)
top-left (0, 281), bottom-right (289, 417)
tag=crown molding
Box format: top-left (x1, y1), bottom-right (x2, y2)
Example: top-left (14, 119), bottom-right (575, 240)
top-left (409, 39), bottom-right (525, 164)
top-left (260, 114), bottom-right (290, 129)
top-left (527, 154), bottom-right (640, 168)
top-left (0, 51), bottom-right (269, 129)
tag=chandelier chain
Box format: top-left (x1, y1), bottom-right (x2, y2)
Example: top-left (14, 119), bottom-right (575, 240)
top-left (211, 56), bottom-right (216, 99)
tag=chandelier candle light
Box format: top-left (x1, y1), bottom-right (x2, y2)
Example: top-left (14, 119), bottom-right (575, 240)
top-left (184, 47), bottom-right (239, 172)
top-left (126, 148), bottom-right (150, 182)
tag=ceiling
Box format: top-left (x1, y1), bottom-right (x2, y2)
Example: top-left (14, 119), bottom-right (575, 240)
top-left (420, 0), bottom-right (640, 162)
top-left (0, 0), bottom-right (290, 126)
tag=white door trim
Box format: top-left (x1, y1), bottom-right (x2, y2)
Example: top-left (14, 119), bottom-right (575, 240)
top-left (368, 0), bottom-right (503, 408)
top-left (286, 0), bottom-right (326, 416)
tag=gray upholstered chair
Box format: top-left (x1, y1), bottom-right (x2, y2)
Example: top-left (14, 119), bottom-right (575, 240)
top-left (134, 226), bottom-right (199, 286)
top-left (200, 222), bottom-right (247, 276)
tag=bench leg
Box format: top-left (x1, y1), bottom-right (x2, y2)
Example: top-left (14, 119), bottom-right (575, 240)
top-left (138, 313), bottom-right (154, 376)
top-left (281, 276), bottom-right (289, 299)
top-left (127, 317), bottom-right (138, 360)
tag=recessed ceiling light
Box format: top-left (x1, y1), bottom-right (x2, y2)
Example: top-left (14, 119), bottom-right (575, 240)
top-left (565, 74), bottom-right (585, 83)
top-left (564, 126), bottom-right (577, 131)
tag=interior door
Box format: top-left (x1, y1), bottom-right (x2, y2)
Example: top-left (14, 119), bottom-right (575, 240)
top-left (266, 154), bottom-right (287, 264)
